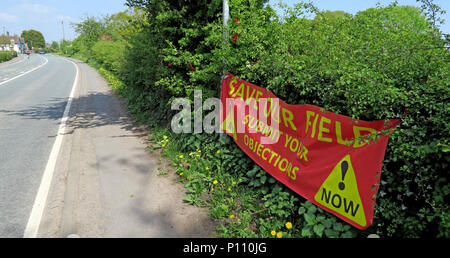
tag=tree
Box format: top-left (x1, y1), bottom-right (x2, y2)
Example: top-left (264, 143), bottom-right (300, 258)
top-left (315, 10), bottom-right (351, 20)
top-left (60, 40), bottom-right (75, 55)
top-left (104, 8), bottom-right (149, 40)
top-left (72, 16), bottom-right (106, 50)
top-left (0, 35), bottom-right (11, 50)
top-left (50, 41), bottom-right (59, 52)
top-left (416, 0), bottom-right (446, 28)
top-left (21, 30), bottom-right (45, 49)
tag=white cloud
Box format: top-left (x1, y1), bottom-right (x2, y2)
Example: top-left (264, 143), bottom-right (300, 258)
top-left (58, 15), bottom-right (77, 23)
top-left (19, 3), bottom-right (57, 15)
top-left (0, 13), bottom-right (19, 23)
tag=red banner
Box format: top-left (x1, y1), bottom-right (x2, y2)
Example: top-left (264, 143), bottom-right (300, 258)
top-left (220, 74), bottom-right (399, 229)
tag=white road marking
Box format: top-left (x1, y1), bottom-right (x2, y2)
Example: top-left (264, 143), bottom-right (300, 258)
top-left (0, 56), bottom-right (48, 87)
top-left (23, 58), bottom-right (79, 238)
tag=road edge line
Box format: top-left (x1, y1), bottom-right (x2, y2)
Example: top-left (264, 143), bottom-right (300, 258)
top-left (0, 55), bottom-right (49, 87)
top-left (23, 57), bottom-right (80, 238)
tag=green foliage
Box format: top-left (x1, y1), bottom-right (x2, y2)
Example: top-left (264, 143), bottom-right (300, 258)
top-left (72, 16), bottom-right (107, 51)
top-left (67, 0), bottom-right (449, 238)
top-left (0, 51), bottom-right (17, 63)
top-left (0, 35), bottom-right (11, 46)
top-left (208, 2), bottom-right (449, 238)
top-left (92, 40), bottom-right (127, 75)
top-left (21, 29), bottom-right (45, 49)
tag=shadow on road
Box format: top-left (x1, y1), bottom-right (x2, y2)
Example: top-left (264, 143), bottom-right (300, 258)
top-left (0, 97), bottom-right (67, 122)
top-left (0, 91), bottom-right (146, 136)
top-left (0, 78), bottom-right (215, 237)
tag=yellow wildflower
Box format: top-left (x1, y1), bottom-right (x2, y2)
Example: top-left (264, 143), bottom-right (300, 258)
top-left (196, 149), bottom-right (201, 153)
top-left (163, 136), bottom-right (168, 139)
top-left (229, 214), bottom-right (235, 219)
top-left (206, 167), bottom-right (209, 170)
top-left (189, 152), bottom-right (194, 156)
top-left (216, 150), bottom-right (221, 154)
top-left (162, 144), bottom-right (166, 147)
top-left (228, 188), bottom-right (231, 191)
top-left (180, 172), bottom-right (184, 176)
top-left (232, 181), bottom-right (236, 185)
top-left (271, 231), bottom-right (276, 236)
top-left (277, 232), bottom-right (283, 238)
top-left (286, 222), bottom-right (293, 229)
top-left (179, 155), bottom-right (184, 159)
top-left (196, 154), bottom-right (200, 157)
top-left (213, 180), bottom-right (218, 185)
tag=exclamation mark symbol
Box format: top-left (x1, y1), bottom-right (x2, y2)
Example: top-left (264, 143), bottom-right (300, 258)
top-left (338, 161), bottom-right (348, 191)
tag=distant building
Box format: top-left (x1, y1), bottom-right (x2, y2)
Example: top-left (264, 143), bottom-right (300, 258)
top-left (1, 32), bottom-right (26, 54)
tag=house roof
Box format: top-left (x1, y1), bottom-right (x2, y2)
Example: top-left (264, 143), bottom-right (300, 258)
top-left (3, 33), bottom-right (24, 44)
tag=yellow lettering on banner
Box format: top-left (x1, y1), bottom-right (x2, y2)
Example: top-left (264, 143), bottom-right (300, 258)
top-left (283, 133), bottom-right (309, 162)
top-left (262, 148), bottom-right (271, 161)
top-left (228, 78), bottom-right (238, 95)
top-left (305, 111), bottom-right (315, 134)
top-left (243, 135), bottom-right (298, 181)
top-left (318, 116), bottom-right (332, 143)
top-left (263, 98), bottom-right (274, 118)
top-left (243, 114), bottom-right (282, 143)
top-left (222, 111), bottom-right (237, 141)
top-left (311, 113), bottom-right (319, 138)
top-left (228, 81), bottom-right (300, 131)
top-left (314, 155), bottom-right (367, 227)
top-left (245, 87), bottom-right (256, 105)
top-left (305, 110), bottom-right (376, 148)
top-left (232, 83), bottom-right (245, 100)
top-left (299, 146), bottom-right (308, 162)
top-left (281, 108), bottom-right (297, 131)
top-left (270, 99), bottom-right (281, 123)
top-left (353, 126), bottom-right (376, 148)
top-left (335, 121), bottom-right (349, 145)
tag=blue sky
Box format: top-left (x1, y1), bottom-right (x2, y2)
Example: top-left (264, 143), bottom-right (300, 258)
top-left (0, 0), bottom-right (449, 43)
top-left (0, 0), bottom-right (128, 43)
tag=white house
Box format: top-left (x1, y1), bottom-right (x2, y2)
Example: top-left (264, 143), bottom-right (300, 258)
top-left (1, 32), bottom-right (25, 53)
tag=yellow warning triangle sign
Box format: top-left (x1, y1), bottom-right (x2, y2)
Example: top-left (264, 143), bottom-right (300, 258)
top-left (314, 155), bottom-right (367, 227)
top-left (222, 111), bottom-right (237, 140)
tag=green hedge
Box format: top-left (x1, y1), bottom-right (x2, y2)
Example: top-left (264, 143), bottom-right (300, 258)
top-left (213, 4), bottom-right (450, 237)
top-left (71, 0), bottom-right (449, 238)
top-left (0, 51), bottom-right (18, 63)
top-left (119, 1), bottom-right (449, 237)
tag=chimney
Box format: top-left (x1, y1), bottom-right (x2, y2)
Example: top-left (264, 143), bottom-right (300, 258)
top-left (6, 31), bottom-right (9, 36)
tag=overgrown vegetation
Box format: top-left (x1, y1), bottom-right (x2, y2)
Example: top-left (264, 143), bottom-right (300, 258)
top-left (0, 51), bottom-right (18, 63)
top-left (21, 29), bottom-right (46, 49)
top-left (61, 0), bottom-right (449, 238)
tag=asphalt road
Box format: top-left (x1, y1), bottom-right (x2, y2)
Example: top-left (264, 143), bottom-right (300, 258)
top-left (0, 54), bottom-right (76, 237)
top-left (0, 54), bottom-right (214, 238)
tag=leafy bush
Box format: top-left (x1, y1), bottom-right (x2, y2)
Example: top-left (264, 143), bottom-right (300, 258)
top-left (202, 1), bottom-right (449, 238)
top-left (0, 51), bottom-right (18, 63)
top-left (92, 40), bottom-right (127, 75)
top-left (70, 0), bottom-right (449, 238)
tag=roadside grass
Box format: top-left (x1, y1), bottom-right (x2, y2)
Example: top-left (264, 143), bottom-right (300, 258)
top-left (145, 129), bottom-right (309, 238)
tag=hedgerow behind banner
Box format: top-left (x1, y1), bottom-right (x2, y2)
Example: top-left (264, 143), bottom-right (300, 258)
top-left (221, 74), bottom-right (399, 229)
